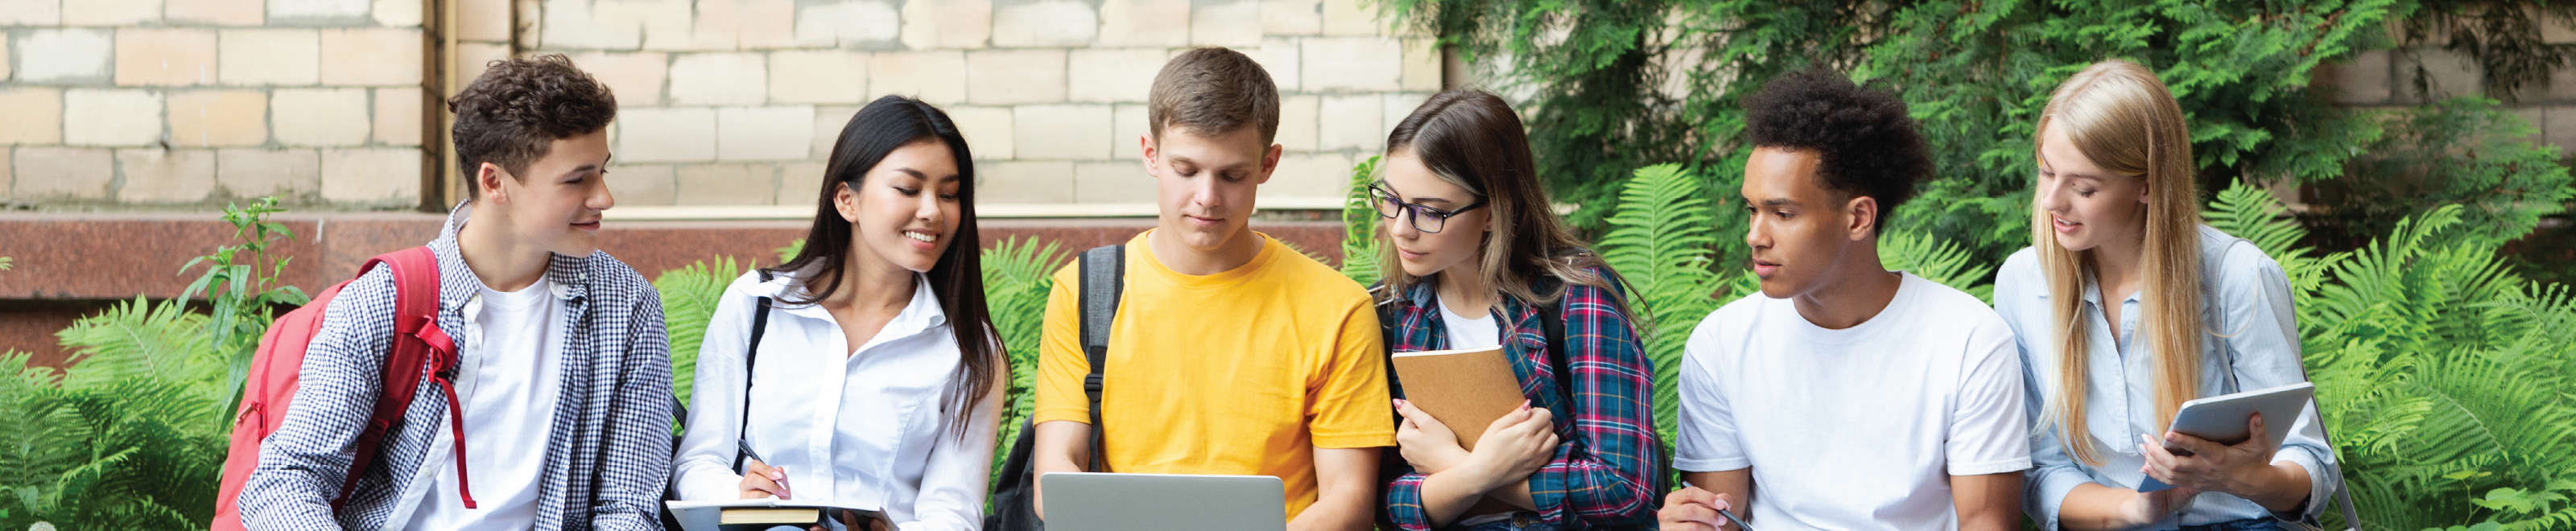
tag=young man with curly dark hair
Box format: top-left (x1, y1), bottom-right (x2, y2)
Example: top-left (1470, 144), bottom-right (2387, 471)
top-left (1656, 68), bottom-right (2031, 531)
top-left (239, 54), bottom-right (675, 531)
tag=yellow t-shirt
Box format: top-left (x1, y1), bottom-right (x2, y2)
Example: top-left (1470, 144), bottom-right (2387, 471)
top-left (1033, 230), bottom-right (1394, 519)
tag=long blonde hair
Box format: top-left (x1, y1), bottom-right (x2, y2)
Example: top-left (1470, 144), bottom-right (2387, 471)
top-left (2032, 60), bottom-right (2205, 466)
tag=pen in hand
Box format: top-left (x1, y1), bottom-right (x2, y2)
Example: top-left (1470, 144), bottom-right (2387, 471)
top-left (739, 439), bottom-right (792, 499)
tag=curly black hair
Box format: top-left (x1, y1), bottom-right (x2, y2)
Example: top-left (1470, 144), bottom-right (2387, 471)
top-left (446, 54), bottom-right (617, 199)
top-left (1742, 68), bottom-right (1930, 228)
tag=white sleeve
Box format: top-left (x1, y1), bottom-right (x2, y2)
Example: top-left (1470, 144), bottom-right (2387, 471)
top-left (1673, 315), bottom-right (1749, 472)
top-left (1945, 322), bottom-right (2032, 476)
top-left (672, 274), bottom-right (760, 502)
top-left (899, 348), bottom-right (1005, 531)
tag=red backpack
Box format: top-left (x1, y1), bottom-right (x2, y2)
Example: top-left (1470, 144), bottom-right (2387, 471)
top-left (211, 246), bottom-right (477, 530)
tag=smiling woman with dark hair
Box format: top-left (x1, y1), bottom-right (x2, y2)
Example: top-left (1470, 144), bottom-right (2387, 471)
top-left (672, 94), bottom-right (1005, 531)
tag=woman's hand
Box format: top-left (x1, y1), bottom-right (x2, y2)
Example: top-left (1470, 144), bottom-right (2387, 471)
top-left (2140, 413), bottom-right (2278, 498)
top-left (1393, 398), bottom-right (1470, 475)
top-left (2119, 484), bottom-right (2201, 526)
top-left (1460, 401), bottom-right (1558, 492)
top-left (738, 459), bottom-right (792, 500)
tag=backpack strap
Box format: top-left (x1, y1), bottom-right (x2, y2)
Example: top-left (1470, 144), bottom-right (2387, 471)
top-left (1077, 245), bottom-right (1124, 473)
top-left (732, 270), bottom-right (777, 471)
top-left (2206, 232), bottom-right (2359, 529)
top-left (1532, 277), bottom-right (1575, 407)
top-left (336, 246), bottom-right (473, 509)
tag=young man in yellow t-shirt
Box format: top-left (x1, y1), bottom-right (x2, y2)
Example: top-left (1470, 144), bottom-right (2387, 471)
top-left (1029, 47), bottom-right (1393, 531)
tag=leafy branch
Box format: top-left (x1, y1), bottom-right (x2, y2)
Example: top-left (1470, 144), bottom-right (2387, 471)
top-left (176, 197), bottom-right (310, 424)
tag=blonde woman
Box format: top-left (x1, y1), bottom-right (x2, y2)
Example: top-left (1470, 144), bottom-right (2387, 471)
top-left (1990, 60), bottom-right (2340, 531)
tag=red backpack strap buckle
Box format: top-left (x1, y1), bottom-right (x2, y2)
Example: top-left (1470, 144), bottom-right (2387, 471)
top-left (332, 246), bottom-right (473, 510)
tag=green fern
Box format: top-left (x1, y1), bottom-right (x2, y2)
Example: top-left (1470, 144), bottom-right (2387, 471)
top-left (654, 257), bottom-right (750, 407)
top-left (1878, 228), bottom-right (1995, 303)
top-left (1340, 156), bottom-right (1385, 285)
top-left (0, 300), bottom-right (234, 529)
top-left (1596, 163), bottom-right (1727, 447)
top-left (2256, 200), bottom-right (2576, 531)
top-left (980, 237), bottom-right (1067, 485)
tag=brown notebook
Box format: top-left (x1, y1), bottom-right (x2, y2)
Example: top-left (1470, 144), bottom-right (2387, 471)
top-left (1391, 345), bottom-right (1530, 517)
top-left (1392, 346), bottom-right (1525, 450)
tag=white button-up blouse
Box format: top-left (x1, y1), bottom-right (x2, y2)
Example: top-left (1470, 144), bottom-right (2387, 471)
top-left (1993, 224), bottom-right (2340, 530)
top-left (673, 270), bottom-right (1002, 531)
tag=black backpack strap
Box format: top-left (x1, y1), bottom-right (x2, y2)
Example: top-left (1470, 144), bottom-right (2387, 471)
top-left (1534, 277), bottom-right (1575, 405)
top-left (732, 270), bottom-right (777, 472)
top-left (1077, 245), bottom-right (1125, 472)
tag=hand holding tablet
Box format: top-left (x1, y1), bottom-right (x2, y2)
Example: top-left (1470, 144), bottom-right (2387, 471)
top-left (2136, 382), bottom-right (2314, 493)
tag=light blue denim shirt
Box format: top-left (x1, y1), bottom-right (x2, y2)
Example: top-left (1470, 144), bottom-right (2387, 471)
top-left (1991, 224), bottom-right (2339, 531)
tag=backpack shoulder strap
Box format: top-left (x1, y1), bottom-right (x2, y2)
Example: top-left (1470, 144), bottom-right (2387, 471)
top-left (1077, 245), bottom-right (1124, 473)
top-left (1534, 277), bottom-right (1573, 405)
top-left (733, 270), bottom-right (777, 471)
top-left (339, 246), bottom-right (464, 509)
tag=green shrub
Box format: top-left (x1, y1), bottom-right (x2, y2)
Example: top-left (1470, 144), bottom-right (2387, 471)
top-left (0, 298), bottom-right (230, 529)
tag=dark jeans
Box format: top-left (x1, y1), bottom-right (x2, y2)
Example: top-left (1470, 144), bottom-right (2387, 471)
top-left (2180, 517), bottom-right (2287, 531)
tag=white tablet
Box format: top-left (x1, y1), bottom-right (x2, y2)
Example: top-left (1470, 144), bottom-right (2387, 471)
top-left (2138, 381), bottom-right (2314, 492)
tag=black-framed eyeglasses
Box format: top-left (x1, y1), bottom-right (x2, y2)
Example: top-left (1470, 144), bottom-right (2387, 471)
top-left (1368, 183), bottom-right (1485, 233)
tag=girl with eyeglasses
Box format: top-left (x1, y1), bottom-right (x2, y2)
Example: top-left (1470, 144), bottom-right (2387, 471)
top-left (1372, 89), bottom-right (1663, 531)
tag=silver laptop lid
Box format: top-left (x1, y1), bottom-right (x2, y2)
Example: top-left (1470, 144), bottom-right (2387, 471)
top-left (1038, 472), bottom-right (1287, 531)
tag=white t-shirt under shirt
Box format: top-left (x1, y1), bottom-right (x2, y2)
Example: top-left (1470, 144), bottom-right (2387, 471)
top-left (402, 278), bottom-right (568, 531)
top-left (1674, 273), bottom-right (2031, 531)
top-left (1438, 298), bottom-right (1502, 350)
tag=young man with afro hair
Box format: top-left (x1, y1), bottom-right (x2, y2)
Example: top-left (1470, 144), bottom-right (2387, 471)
top-left (238, 54), bottom-right (675, 531)
top-left (1656, 68), bottom-right (2032, 531)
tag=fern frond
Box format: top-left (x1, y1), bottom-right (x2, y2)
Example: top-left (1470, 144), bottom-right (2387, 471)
top-left (1342, 156), bottom-right (1385, 286)
top-left (1878, 228), bottom-right (1995, 303)
top-left (654, 257), bottom-right (748, 405)
top-left (980, 237), bottom-right (1067, 484)
top-left (1596, 163), bottom-right (1724, 447)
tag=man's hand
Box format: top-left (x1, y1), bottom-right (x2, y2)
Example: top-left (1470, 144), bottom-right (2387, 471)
top-left (1658, 486), bottom-right (1736, 531)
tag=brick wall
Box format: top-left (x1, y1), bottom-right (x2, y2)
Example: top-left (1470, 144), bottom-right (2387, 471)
top-left (1, 0), bottom-right (1436, 212)
top-left (2310, 21), bottom-right (2576, 155)
top-left (527, 0), bottom-right (1439, 210)
top-left (1, 0), bottom-right (435, 210)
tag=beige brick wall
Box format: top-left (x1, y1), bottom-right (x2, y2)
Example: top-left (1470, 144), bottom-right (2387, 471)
top-left (526, 0), bottom-right (1435, 208)
top-left (7, 0), bottom-right (1426, 211)
top-left (2312, 20), bottom-right (2576, 158)
top-left (2, 0), bottom-right (431, 209)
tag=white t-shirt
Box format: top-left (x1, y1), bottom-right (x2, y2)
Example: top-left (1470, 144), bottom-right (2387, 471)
top-left (1438, 298), bottom-right (1502, 350)
top-left (403, 278), bottom-right (568, 531)
top-left (1435, 295), bottom-right (1510, 526)
top-left (1674, 273), bottom-right (2030, 531)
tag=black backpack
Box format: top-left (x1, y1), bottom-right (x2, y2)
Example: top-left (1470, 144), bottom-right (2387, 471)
top-left (985, 245), bottom-right (1125, 531)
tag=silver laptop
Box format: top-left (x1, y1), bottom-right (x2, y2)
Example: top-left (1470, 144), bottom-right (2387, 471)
top-left (1039, 472), bottom-right (1287, 531)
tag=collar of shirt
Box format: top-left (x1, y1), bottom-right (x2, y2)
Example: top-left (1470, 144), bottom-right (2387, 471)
top-left (753, 271), bottom-right (949, 348)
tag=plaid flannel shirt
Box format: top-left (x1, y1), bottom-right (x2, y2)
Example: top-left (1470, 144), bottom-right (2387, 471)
top-left (1379, 266), bottom-right (1662, 530)
top-left (237, 203), bottom-right (675, 530)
